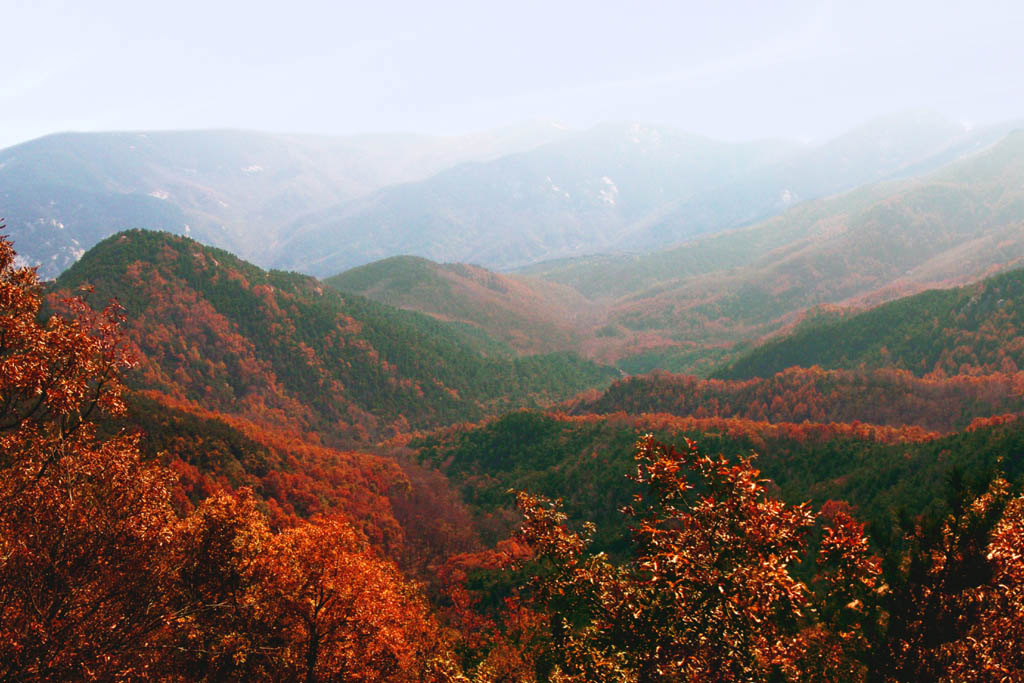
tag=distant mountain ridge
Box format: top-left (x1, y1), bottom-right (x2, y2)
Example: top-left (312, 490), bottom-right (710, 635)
top-left (1, 124), bottom-right (570, 278)
top-left (277, 123), bottom-right (800, 274)
top-left (6, 113), bottom-right (1009, 281)
top-left (279, 113), bottom-right (1002, 276)
top-left (522, 127), bottom-right (1024, 373)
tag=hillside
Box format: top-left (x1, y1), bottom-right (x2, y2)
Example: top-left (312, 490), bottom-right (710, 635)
top-left (718, 265), bottom-right (1024, 379)
top-left (0, 125), bottom-right (569, 278)
top-left (409, 409), bottom-right (1024, 552)
top-left (326, 255), bottom-right (598, 354)
top-left (56, 230), bottom-right (617, 445)
top-left (122, 392), bottom-right (411, 548)
top-left (525, 128), bottom-right (1024, 373)
top-left (563, 366), bottom-right (1024, 433)
top-left (10, 215), bottom-right (1024, 679)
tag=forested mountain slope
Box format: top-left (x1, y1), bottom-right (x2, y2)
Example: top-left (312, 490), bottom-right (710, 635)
top-left (563, 367), bottom-right (1024, 433)
top-left (409, 409), bottom-right (1024, 552)
top-left (719, 265), bottom-right (1024, 379)
top-left (56, 230), bottom-right (616, 445)
top-left (326, 255), bottom-right (598, 354)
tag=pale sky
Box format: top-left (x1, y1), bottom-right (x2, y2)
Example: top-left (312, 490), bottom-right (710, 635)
top-left (2, 0), bottom-right (1023, 149)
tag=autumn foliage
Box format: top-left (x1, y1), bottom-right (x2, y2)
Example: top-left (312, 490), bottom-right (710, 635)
top-left (567, 366), bottom-right (1024, 433)
top-left (0, 231), bottom-right (448, 681)
top-left (440, 434), bottom-right (1024, 681)
top-left (4, 225), bottom-right (1024, 681)
top-left (506, 436), bottom-right (825, 680)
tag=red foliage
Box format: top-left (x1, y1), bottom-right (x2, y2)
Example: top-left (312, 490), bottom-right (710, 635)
top-left (505, 435), bottom-right (825, 680)
top-left (567, 366), bottom-right (1024, 433)
top-left (0, 232), bottom-right (455, 680)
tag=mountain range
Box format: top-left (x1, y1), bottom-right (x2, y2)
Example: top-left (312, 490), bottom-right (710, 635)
top-left (517, 126), bottom-right (1024, 372)
top-left (1, 123), bottom-right (570, 278)
top-left (7, 112), bottom-right (1018, 282)
top-left (279, 112), bottom-right (1015, 276)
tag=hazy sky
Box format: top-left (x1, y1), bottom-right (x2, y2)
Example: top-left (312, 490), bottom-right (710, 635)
top-left (3, 0), bottom-right (1022, 149)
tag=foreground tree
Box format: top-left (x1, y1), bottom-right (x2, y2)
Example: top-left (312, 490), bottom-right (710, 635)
top-left (511, 435), bottom-right (829, 681)
top-left (500, 434), bottom-right (1024, 682)
top-left (874, 477), bottom-right (1024, 682)
top-left (0, 230), bottom-right (176, 679)
top-left (256, 516), bottom-right (441, 681)
top-left (947, 490), bottom-right (1024, 679)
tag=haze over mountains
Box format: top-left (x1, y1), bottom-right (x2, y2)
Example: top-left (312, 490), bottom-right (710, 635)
top-left (284, 111), bottom-right (1017, 276)
top-left (0, 123), bottom-right (571, 277)
top-left (5, 111), bottom-right (1018, 281)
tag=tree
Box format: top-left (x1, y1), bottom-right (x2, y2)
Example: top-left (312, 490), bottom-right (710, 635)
top-left (512, 435), bottom-right (821, 681)
top-left (0, 228), bottom-right (177, 679)
top-left (253, 516), bottom-right (442, 681)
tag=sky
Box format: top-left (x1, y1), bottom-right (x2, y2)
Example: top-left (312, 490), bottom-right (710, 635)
top-left (3, 0), bottom-right (1023, 149)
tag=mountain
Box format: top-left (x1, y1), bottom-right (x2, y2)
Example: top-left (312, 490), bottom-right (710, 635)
top-left (0, 124), bottom-right (570, 278)
top-left (277, 123), bottom-right (799, 275)
top-left (55, 230), bottom-right (617, 446)
top-left (717, 265), bottom-right (1024, 380)
top-left (620, 111), bottom-right (981, 250)
top-left (525, 128), bottom-right (1024, 373)
top-left (6, 114), bottom-right (997, 282)
top-left (325, 255), bottom-right (598, 354)
top-left (277, 113), bottom-right (988, 277)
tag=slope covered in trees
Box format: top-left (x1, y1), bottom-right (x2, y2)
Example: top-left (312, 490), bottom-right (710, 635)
top-left (450, 434), bottom-right (1024, 680)
top-left (409, 410), bottom-right (947, 552)
top-left (56, 230), bottom-right (617, 445)
top-left (327, 255), bottom-right (596, 354)
top-left (6, 224), bottom-right (1024, 680)
top-left (566, 366), bottom-right (1024, 432)
top-left (0, 232), bottom-right (455, 680)
top-left (719, 265), bottom-right (1024, 379)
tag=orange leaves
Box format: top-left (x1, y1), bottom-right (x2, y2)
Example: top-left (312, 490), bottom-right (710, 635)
top-left (256, 516), bottom-right (441, 681)
top-left (165, 490), bottom-right (445, 681)
top-left (0, 231), bottom-right (173, 678)
top-left (0, 262), bottom-right (133, 473)
top-left (569, 366), bottom-right (1024, 434)
top-left (0, 434), bottom-right (178, 680)
top-left (0, 232), bottom-right (455, 680)
top-left (508, 435), bottom-right (821, 680)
